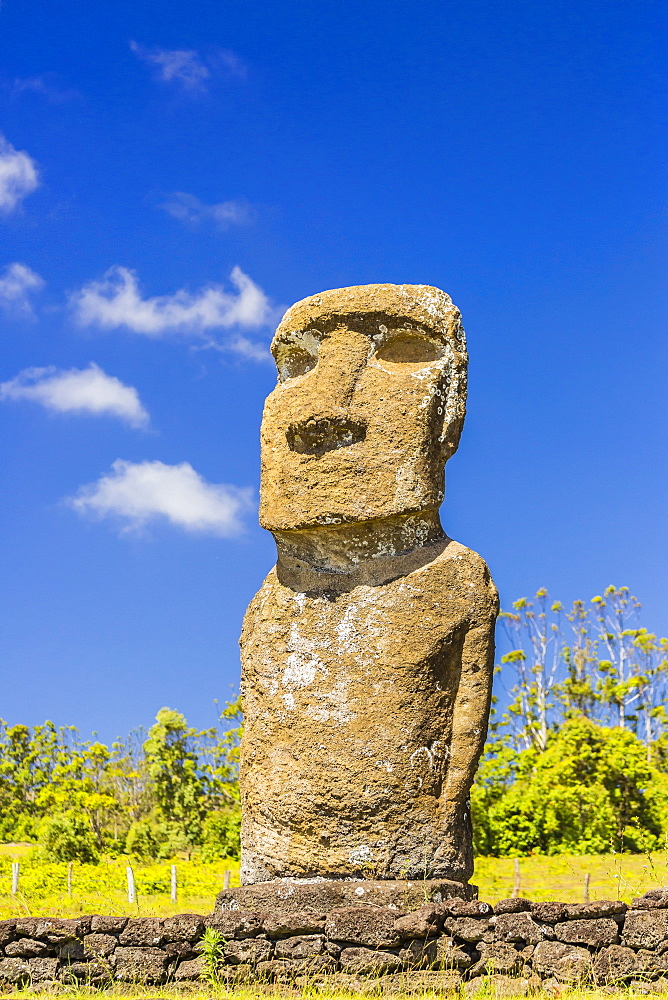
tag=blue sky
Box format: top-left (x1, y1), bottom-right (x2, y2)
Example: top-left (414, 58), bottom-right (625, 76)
top-left (0, 0), bottom-right (665, 743)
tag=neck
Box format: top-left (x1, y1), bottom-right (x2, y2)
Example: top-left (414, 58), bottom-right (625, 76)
top-left (273, 510), bottom-right (447, 592)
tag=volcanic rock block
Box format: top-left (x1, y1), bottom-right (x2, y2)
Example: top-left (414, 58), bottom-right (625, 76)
top-left (216, 878), bottom-right (474, 913)
top-left (239, 284), bottom-right (497, 887)
top-left (623, 909), bottom-right (668, 949)
top-left (114, 946), bottom-right (169, 983)
top-left (532, 940), bottom-right (592, 982)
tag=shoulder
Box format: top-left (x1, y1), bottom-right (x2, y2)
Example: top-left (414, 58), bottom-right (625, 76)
top-left (415, 537), bottom-right (499, 617)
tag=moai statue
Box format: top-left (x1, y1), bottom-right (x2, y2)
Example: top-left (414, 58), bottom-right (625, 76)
top-left (240, 284), bottom-right (498, 890)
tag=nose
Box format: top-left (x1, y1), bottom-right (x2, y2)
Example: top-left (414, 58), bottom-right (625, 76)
top-left (295, 328), bottom-right (370, 420)
top-left (286, 328), bottom-right (370, 456)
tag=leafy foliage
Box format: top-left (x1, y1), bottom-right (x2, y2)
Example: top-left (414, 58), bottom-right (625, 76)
top-left (0, 698), bottom-right (241, 861)
top-left (474, 586), bottom-right (668, 857)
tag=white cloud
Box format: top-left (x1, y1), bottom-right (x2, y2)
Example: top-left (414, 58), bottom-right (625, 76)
top-left (0, 262), bottom-right (44, 314)
top-left (130, 41), bottom-right (210, 92)
top-left (130, 42), bottom-right (246, 92)
top-left (12, 75), bottom-right (80, 103)
top-left (67, 459), bottom-right (252, 537)
top-left (70, 265), bottom-right (273, 344)
top-left (0, 363), bottom-right (149, 428)
top-left (161, 192), bottom-right (251, 229)
top-left (0, 134), bottom-right (39, 213)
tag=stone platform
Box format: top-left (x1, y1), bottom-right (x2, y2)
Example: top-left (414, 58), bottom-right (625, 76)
top-left (215, 878), bottom-right (477, 913)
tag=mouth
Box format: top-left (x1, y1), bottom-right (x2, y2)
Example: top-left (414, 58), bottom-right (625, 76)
top-left (286, 417), bottom-right (367, 456)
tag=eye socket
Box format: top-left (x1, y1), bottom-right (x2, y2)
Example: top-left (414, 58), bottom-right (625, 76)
top-left (278, 346), bottom-right (318, 381)
top-left (375, 331), bottom-right (444, 366)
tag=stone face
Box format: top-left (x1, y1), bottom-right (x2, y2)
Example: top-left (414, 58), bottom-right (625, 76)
top-left (593, 944), bottom-right (638, 982)
top-left (530, 902), bottom-right (570, 924)
top-left (494, 899), bottom-right (532, 914)
top-left (240, 284), bottom-right (497, 887)
top-left (90, 915), bottom-right (127, 934)
top-left (173, 956), bottom-right (205, 981)
top-left (28, 956), bottom-right (59, 981)
top-left (162, 914), bottom-right (204, 941)
top-left (216, 879), bottom-right (473, 914)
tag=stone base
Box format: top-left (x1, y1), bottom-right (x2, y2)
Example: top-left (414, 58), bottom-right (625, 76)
top-left (215, 877), bottom-right (476, 913)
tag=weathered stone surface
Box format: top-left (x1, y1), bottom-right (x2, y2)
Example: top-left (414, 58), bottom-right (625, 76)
top-left (28, 956), bottom-right (59, 981)
top-left (623, 910), bottom-right (668, 949)
top-left (339, 946), bottom-right (403, 974)
top-left (325, 905), bottom-right (401, 948)
top-left (223, 938), bottom-right (274, 965)
top-left (495, 912), bottom-right (544, 945)
top-left (206, 910), bottom-right (265, 937)
top-left (399, 937), bottom-right (438, 968)
top-left (164, 939), bottom-right (198, 959)
top-left (554, 917), bottom-right (619, 947)
top-left (0, 919), bottom-right (15, 945)
top-left (14, 917), bottom-right (86, 942)
top-left (593, 945), bottom-right (638, 982)
top-left (118, 917), bottom-right (164, 947)
top-left (173, 956), bottom-right (205, 981)
top-left (83, 933), bottom-right (117, 958)
top-left (57, 937), bottom-right (85, 961)
top-left (394, 904), bottom-right (445, 938)
top-left (474, 942), bottom-right (523, 976)
top-left (5, 937), bottom-right (49, 957)
top-left (532, 940), bottom-right (592, 982)
top-left (217, 879), bottom-right (472, 913)
top-left (434, 936), bottom-right (474, 969)
top-left (443, 915), bottom-right (490, 943)
top-left (256, 958), bottom-right (300, 980)
top-left (565, 901), bottom-right (627, 919)
top-left (633, 890), bottom-right (668, 910)
top-left (274, 934), bottom-right (325, 959)
top-left (0, 956), bottom-right (30, 983)
top-left (494, 899), bottom-right (532, 914)
top-left (447, 899), bottom-right (494, 917)
top-left (240, 284), bottom-right (497, 886)
top-left (161, 914), bottom-right (204, 941)
top-left (530, 902), bottom-right (570, 924)
top-left (468, 974), bottom-right (530, 997)
top-left (61, 959), bottom-right (111, 984)
top-left (114, 946), bottom-right (169, 983)
top-left (90, 915), bottom-right (127, 934)
top-left (263, 911), bottom-right (325, 936)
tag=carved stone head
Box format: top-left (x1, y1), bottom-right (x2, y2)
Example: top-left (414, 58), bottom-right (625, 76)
top-left (259, 284), bottom-right (467, 532)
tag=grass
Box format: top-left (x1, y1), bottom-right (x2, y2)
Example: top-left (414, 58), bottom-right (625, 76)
top-left (3, 986), bottom-right (668, 999)
top-left (2, 844), bottom-right (668, 917)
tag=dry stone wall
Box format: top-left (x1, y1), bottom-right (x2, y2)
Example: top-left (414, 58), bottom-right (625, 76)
top-left (3, 890), bottom-right (668, 989)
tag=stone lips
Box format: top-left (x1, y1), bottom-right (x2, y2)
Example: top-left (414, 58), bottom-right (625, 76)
top-left (260, 283), bottom-right (467, 532)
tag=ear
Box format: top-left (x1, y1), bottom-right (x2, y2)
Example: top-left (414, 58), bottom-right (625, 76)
top-left (439, 352), bottom-right (467, 462)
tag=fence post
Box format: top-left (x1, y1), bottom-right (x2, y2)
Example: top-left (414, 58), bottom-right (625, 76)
top-left (67, 861), bottom-right (73, 898)
top-left (126, 865), bottom-right (136, 905)
top-left (223, 869), bottom-right (231, 889)
top-left (584, 872), bottom-right (591, 903)
top-left (170, 864), bottom-right (177, 904)
top-left (512, 858), bottom-right (521, 897)
top-left (11, 862), bottom-right (19, 897)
